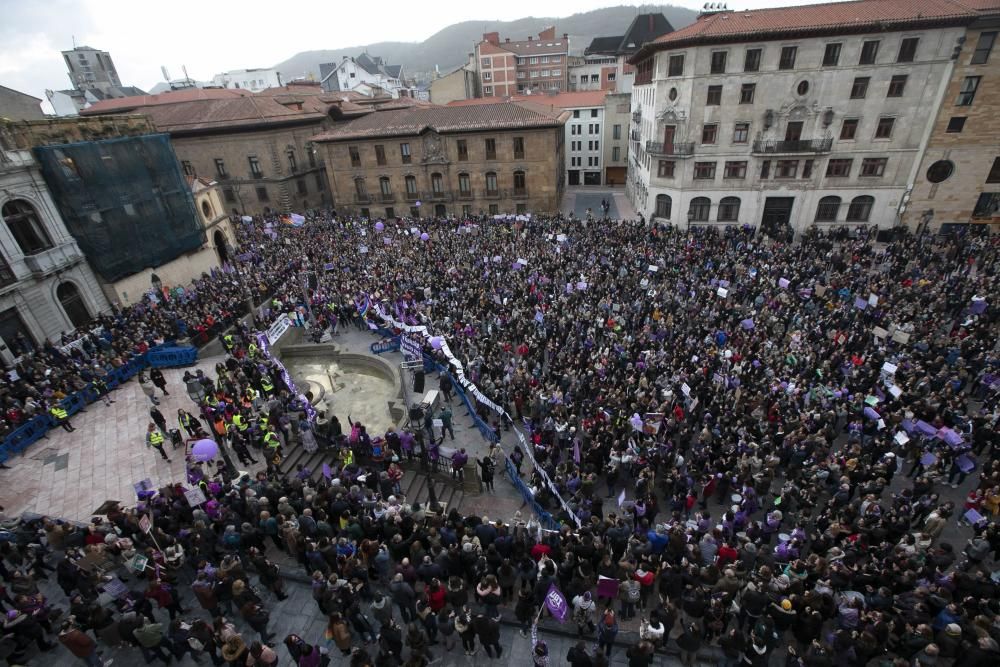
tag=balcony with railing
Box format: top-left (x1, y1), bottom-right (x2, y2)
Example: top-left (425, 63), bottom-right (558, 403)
top-left (481, 189), bottom-right (501, 199)
top-left (752, 138), bottom-right (833, 154)
top-left (646, 141), bottom-right (695, 156)
top-left (403, 191), bottom-right (419, 202)
top-left (354, 193), bottom-right (372, 204)
top-left (456, 189), bottom-right (474, 200)
top-left (423, 190), bottom-right (452, 202)
top-left (511, 188), bottom-right (528, 199)
top-left (378, 192), bottom-right (395, 203)
top-left (22, 242), bottom-right (83, 277)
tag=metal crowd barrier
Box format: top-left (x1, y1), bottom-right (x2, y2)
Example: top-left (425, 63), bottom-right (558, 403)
top-left (0, 342), bottom-right (199, 463)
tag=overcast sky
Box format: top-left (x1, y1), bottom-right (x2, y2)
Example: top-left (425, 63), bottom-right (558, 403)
top-left (2, 0), bottom-right (824, 105)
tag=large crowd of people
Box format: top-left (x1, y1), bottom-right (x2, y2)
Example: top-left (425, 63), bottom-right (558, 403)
top-left (0, 210), bottom-right (999, 667)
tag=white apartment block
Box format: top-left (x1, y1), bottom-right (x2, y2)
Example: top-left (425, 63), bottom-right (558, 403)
top-left (626, 1), bottom-right (975, 234)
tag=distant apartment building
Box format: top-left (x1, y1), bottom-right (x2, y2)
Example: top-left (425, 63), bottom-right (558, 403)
top-left (429, 55), bottom-right (480, 105)
top-left (47, 45), bottom-right (145, 116)
top-left (211, 68), bottom-right (283, 92)
top-left (626, 0), bottom-right (980, 234)
top-left (904, 2), bottom-right (1000, 232)
top-left (0, 86), bottom-right (44, 121)
top-left (573, 13), bottom-right (674, 94)
top-left (319, 54), bottom-right (411, 98)
top-left (603, 93), bottom-right (631, 186)
top-left (474, 26), bottom-right (570, 97)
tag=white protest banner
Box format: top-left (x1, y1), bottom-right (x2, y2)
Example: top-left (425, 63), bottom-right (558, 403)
top-left (184, 486), bottom-right (206, 507)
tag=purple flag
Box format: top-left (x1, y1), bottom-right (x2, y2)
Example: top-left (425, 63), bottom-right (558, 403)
top-left (939, 428), bottom-right (964, 447)
top-left (956, 454), bottom-right (975, 473)
top-left (322, 463), bottom-right (332, 479)
top-left (964, 508), bottom-right (984, 524)
top-left (573, 440), bottom-right (581, 465)
top-left (863, 406), bottom-right (880, 420)
top-left (970, 298), bottom-right (987, 315)
top-left (915, 420), bottom-right (937, 436)
top-left (778, 278), bottom-right (790, 289)
top-left (544, 583), bottom-right (569, 623)
top-left (854, 296), bottom-right (868, 310)
top-left (920, 452), bottom-right (937, 466)
top-left (740, 318), bottom-right (755, 330)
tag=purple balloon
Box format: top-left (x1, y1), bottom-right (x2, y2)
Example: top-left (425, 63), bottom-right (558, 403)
top-left (429, 337), bottom-right (443, 350)
top-left (191, 438), bottom-right (219, 462)
top-left (374, 221), bottom-right (384, 232)
top-left (420, 233), bottom-right (430, 241)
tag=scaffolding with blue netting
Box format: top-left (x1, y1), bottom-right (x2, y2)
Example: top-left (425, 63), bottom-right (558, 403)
top-left (33, 133), bottom-right (205, 282)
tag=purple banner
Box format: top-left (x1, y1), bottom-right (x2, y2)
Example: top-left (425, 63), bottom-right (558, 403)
top-left (544, 583), bottom-right (569, 623)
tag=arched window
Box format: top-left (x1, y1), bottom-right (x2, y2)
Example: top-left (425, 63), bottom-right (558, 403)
top-left (201, 199), bottom-right (214, 221)
top-left (512, 170), bottom-right (526, 195)
top-left (56, 282), bottom-right (91, 329)
top-left (846, 195), bottom-right (874, 222)
top-left (718, 196), bottom-right (740, 222)
top-left (2, 200), bottom-right (53, 256)
top-left (815, 196), bottom-right (841, 222)
top-left (354, 177), bottom-right (367, 197)
top-left (485, 172), bottom-right (498, 196)
top-left (430, 172), bottom-right (444, 195)
top-left (688, 196), bottom-right (711, 222)
top-left (379, 177), bottom-right (392, 196)
top-left (654, 194), bottom-right (672, 219)
top-left (404, 175), bottom-right (417, 198)
top-left (458, 173), bottom-right (471, 197)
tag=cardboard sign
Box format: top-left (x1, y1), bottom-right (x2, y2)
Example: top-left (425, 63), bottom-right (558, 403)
top-left (130, 553), bottom-right (149, 572)
top-left (891, 330), bottom-right (910, 344)
top-left (717, 287), bottom-right (728, 298)
top-left (882, 362), bottom-right (898, 375)
top-left (184, 486), bottom-right (206, 507)
top-left (139, 514), bottom-right (152, 534)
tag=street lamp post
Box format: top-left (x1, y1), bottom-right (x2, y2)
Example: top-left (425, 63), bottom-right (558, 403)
top-left (687, 210), bottom-right (694, 232)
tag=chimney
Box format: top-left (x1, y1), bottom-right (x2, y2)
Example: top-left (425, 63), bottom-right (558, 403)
top-left (483, 32), bottom-right (500, 45)
top-left (538, 26), bottom-right (556, 40)
top-left (528, 36), bottom-right (533, 42)
top-left (563, 33), bottom-right (568, 40)
top-left (505, 38), bottom-right (510, 43)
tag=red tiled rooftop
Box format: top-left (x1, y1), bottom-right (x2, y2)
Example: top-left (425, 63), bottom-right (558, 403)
top-left (311, 102), bottom-right (563, 142)
top-left (81, 87), bottom-right (248, 115)
top-left (122, 96), bottom-right (326, 134)
top-left (634, 0), bottom-right (995, 58)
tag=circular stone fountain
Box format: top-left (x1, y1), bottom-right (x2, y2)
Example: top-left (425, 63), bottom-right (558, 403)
top-left (285, 354), bottom-right (402, 434)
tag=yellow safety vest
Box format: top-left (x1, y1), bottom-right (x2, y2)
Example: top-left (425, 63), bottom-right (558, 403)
top-left (343, 449), bottom-right (354, 466)
top-left (248, 343), bottom-right (258, 357)
top-left (233, 414), bottom-right (248, 431)
top-left (263, 432), bottom-right (280, 449)
top-left (223, 335), bottom-right (234, 347)
top-left (148, 431), bottom-right (164, 446)
top-left (50, 406), bottom-right (68, 420)
top-left (260, 376), bottom-right (273, 392)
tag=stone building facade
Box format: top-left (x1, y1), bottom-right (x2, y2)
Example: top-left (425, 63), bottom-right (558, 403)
top-left (626, 1), bottom-right (980, 234)
top-left (313, 103), bottom-right (566, 218)
top-left (0, 139), bottom-right (108, 359)
top-left (904, 6), bottom-right (1000, 232)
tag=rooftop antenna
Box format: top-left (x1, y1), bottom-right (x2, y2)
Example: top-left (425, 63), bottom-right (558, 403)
top-left (161, 66), bottom-right (172, 82)
top-left (72, 35), bottom-right (76, 49)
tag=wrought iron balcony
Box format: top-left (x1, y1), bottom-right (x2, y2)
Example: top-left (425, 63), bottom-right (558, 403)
top-left (481, 189), bottom-right (501, 199)
top-left (423, 190), bottom-right (452, 202)
top-left (354, 193), bottom-right (372, 204)
top-left (646, 141), bottom-right (695, 156)
top-left (404, 191), bottom-right (419, 202)
top-left (456, 190), bottom-right (474, 200)
top-left (752, 138), bottom-right (833, 154)
top-left (511, 188), bottom-right (528, 199)
top-left (378, 193), bottom-right (395, 203)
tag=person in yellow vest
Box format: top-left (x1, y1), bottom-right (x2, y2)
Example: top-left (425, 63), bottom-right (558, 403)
top-left (248, 342), bottom-right (259, 359)
top-left (342, 447), bottom-right (354, 467)
top-left (222, 334), bottom-right (235, 352)
top-left (260, 374), bottom-right (274, 396)
top-left (262, 428), bottom-right (281, 454)
top-left (232, 412), bottom-right (249, 434)
top-left (145, 423), bottom-right (170, 462)
top-left (49, 403), bottom-right (76, 432)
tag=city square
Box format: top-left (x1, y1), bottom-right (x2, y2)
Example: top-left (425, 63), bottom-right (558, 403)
top-left (1, 2), bottom-right (999, 667)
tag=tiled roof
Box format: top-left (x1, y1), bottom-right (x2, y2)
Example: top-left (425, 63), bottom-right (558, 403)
top-left (311, 102), bottom-right (563, 142)
top-left (112, 96), bottom-right (326, 134)
top-left (618, 13), bottom-right (674, 54)
top-left (81, 87), bottom-right (248, 115)
top-left (585, 36), bottom-right (624, 56)
top-left (447, 90), bottom-right (607, 110)
top-left (634, 0), bottom-right (989, 59)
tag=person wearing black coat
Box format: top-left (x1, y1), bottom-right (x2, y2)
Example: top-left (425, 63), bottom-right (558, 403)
top-left (471, 613), bottom-right (501, 659)
top-left (676, 622), bottom-right (701, 666)
top-left (567, 640), bottom-right (595, 667)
